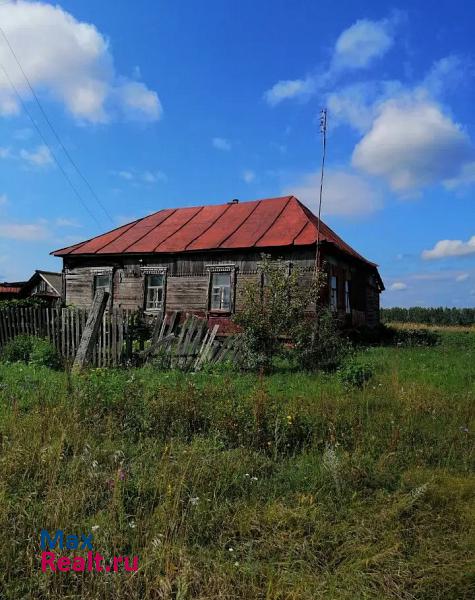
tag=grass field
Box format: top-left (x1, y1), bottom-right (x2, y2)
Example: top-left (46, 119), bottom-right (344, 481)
top-left (0, 329), bottom-right (474, 599)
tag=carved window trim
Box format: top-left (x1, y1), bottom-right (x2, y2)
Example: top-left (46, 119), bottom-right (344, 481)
top-left (141, 267), bottom-right (168, 313)
top-left (206, 264), bottom-right (237, 314)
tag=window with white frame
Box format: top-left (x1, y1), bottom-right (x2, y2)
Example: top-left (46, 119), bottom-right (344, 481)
top-left (330, 275), bottom-right (338, 311)
top-left (145, 273), bottom-right (165, 311)
top-left (345, 280), bottom-right (351, 314)
top-left (210, 271), bottom-right (232, 311)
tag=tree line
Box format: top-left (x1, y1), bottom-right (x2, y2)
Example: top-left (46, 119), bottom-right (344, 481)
top-left (381, 306), bottom-right (475, 326)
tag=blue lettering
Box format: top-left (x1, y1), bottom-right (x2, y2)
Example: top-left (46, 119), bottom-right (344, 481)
top-left (40, 529), bottom-right (64, 550)
top-left (66, 535), bottom-right (79, 550)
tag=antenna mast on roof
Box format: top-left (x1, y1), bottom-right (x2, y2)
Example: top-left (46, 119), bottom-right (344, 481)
top-left (315, 108), bottom-right (327, 274)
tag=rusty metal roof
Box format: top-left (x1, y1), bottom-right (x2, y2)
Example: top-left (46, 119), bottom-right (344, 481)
top-left (51, 196), bottom-right (376, 266)
top-left (0, 285), bottom-right (22, 294)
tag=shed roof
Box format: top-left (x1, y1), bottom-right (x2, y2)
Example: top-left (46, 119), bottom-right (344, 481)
top-left (52, 196), bottom-right (376, 267)
top-left (0, 285), bottom-right (22, 295)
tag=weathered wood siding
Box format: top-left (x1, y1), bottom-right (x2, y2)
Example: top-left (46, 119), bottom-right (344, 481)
top-left (62, 246), bottom-right (380, 326)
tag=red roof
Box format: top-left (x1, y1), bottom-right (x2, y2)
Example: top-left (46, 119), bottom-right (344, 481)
top-left (0, 286), bottom-right (22, 294)
top-left (52, 196), bottom-right (376, 266)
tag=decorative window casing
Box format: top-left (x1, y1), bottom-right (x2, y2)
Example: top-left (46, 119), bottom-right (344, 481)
top-left (141, 267), bottom-right (167, 312)
top-left (330, 275), bottom-right (338, 311)
top-left (206, 265), bottom-right (236, 313)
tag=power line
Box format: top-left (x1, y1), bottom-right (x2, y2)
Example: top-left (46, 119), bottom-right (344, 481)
top-left (0, 64), bottom-right (103, 228)
top-left (0, 25), bottom-right (114, 225)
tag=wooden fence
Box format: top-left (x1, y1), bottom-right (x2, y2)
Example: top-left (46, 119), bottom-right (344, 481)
top-left (0, 306), bottom-right (240, 369)
top-left (0, 307), bottom-right (133, 366)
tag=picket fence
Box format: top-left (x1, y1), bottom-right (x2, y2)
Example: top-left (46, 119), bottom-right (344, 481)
top-left (0, 307), bottom-right (135, 366)
top-left (0, 306), bottom-right (240, 369)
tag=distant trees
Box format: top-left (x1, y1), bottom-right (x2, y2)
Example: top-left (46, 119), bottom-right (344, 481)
top-left (381, 307), bottom-right (475, 326)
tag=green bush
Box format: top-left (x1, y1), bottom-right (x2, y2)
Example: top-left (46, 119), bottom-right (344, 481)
top-left (1, 335), bottom-right (61, 369)
top-left (395, 328), bottom-right (440, 347)
top-left (294, 308), bottom-right (351, 372)
top-left (338, 358), bottom-right (374, 388)
top-left (348, 324), bottom-right (441, 348)
top-left (29, 337), bottom-right (62, 369)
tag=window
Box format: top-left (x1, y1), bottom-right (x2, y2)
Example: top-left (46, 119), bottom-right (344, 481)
top-left (210, 272), bottom-right (232, 311)
top-left (345, 280), bottom-right (351, 314)
top-left (145, 273), bottom-right (165, 311)
top-left (94, 274), bottom-right (110, 294)
top-left (330, 275), bottom-right (338, 311)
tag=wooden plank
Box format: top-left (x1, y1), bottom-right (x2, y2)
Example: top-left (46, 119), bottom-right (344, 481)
top-left (195, 324), bottom-right (219, 370)
top-left (72, 290), bottom-right (110, 371)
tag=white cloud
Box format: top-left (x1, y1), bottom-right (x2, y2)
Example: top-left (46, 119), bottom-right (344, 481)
top-left (117, 81), bottom-right (162, 121)
top-left (20, 144), bottom-right (53, 167)
top-left (332, 18), bottom-right (395, 70)
top-left (55, 217), bottom-right (81, 227)
top-left (263, 14), bottom-right (401, 106)
top-left (444, 161), bottom-right (475, 189)
top-left (242, 170), bottom-right (256, 183)
top-left (116, 170), bottom-right (134, 180)
top-left (0, 222), bottom-right (50, 241)
top-left (422, 236), bottom-right (475, 259)
top-left (0, 147), bottom-right (11, 159)
top-left (0, 1), bottom-right (161, 123)
top-left (142, 170), bottom-right (167, 183)
top-left (212, 137), bottom-right (232, 151)
top-left (113, 169), bottom-right (166, 183)
top-left (389, 282), bottom-right (408, 291)
top-left (13, 128), bottom-right (34, 141)
top-left (352, 97), bottom-right (473, 191)
top-left (456, 273), bottom-right (469, 282)
top-left (285, 168), bottom-right (382, 217)
top-left (264, 77), bottom-right (316, 106)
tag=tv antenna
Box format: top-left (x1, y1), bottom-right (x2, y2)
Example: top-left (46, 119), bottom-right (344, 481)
top-left (315, 107), bottom-right (327, 273)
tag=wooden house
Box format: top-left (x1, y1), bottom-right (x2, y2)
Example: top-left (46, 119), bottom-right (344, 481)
top-left (0, 282), bottom-right (24, 301)
top-left (21, 271), bottom-right (62, 305)
top-left (52, 196), bottom-right (384, 328)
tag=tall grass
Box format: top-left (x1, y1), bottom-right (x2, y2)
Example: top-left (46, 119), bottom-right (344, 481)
top-left (0, 331), bottom-right (473, 599)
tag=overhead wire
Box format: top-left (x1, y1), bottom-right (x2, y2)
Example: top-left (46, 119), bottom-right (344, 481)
top-left (0, 16), bottom-right (114, 227)
top-left (0, 63), bottom-right (103, 228)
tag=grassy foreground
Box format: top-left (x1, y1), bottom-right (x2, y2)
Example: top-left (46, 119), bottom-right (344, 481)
top-left (0, 331), bottom-right (474, 599)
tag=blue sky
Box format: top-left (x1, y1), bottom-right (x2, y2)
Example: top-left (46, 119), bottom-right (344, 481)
top-left (0, 0), bottom-right (474, 307)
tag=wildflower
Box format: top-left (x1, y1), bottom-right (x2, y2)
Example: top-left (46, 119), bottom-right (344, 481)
top-left (118, 467), bottom-right (126, 481)
top-left (151, 536), bottom-right (163, 549)
top-left (322, 444), bottom-right (341, 495)
top-left (228, 547), bottom-right (234, 552)
top-left (91, 460), bottom-right (98, 469)
top-left (129, 520), bottom-right (136, 529)
top-left (251, 476), bottom-right (258, 481)
top-left (234, 561), bottom-right (239, 566)
top-left (411, 483), bottom-right (428, 501)
top-left (460, 426), bottom-right (469, 433)
top-left (244, 473), bottom-right (250, 478)
top-left (189, 496), bottom-right (199, 506)
top-left (91, 525), bottom-right (100, 532)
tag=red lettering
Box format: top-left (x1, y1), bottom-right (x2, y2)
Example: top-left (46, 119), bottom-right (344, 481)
top-left (57, 557), bottom-right (71, 572)
top-left (124, 556), bottom-right (139, 572)
top-left (41, 551), bottom-right (56, 572)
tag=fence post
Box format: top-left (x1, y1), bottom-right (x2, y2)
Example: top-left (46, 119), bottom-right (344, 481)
top-left (72, 290), bottom-right (109, 371)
